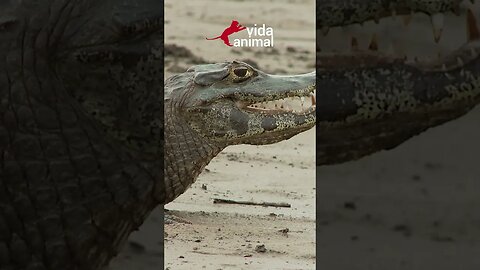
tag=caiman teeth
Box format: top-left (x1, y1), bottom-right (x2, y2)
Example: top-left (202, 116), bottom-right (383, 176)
top-left (467, 8), bottom-right (480, 40)
top-left (403, 12), bottom-right (413, 26)
top-left (242, 89), bottom-right (316, 114)
top-left (318, 3), bottom-right (480, 71)
top-left (430, 13), bottom-right (444, 43)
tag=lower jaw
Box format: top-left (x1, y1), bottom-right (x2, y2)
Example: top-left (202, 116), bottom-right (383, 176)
top-left (241, 92), bottom-right (317, 115)
top-left (317, 43), bottom-right (480, 72)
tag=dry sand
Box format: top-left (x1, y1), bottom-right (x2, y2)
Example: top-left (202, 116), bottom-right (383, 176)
top-left (164, 130), bottom-right (316, 270)
top-left (110, 0), bottom-right (316, 269)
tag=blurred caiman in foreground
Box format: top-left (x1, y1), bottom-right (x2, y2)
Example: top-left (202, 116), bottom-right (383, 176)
top-left (317, 0), bottom-right (480, 164)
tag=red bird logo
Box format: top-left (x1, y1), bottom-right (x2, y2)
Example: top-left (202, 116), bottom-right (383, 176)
top-left (206, 20), bottom-right (246, 47)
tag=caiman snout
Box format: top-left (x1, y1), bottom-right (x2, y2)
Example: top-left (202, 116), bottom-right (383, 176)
top-left (238, 85), bottom-right (316, 115)
top-left (178, 62), bottom-right (316, 145)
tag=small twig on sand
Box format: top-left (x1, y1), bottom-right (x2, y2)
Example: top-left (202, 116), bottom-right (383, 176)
top-left (213, 198), bottom-right (291, 208)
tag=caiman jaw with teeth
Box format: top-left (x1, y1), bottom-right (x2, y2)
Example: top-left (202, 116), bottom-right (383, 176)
top-left (318, 1), bottom-right (480, 70)
top-left (240, 88), bottom-right (316, 114)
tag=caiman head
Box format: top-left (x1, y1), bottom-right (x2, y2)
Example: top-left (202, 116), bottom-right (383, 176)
top-left (163, 61), bottom-right (315, 203)
top-left (317, 0), bottom-right (480, 165)
top-left (165, 61), bottom-right (316, 147)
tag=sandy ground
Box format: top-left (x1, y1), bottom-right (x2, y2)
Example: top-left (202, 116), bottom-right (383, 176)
top-left (164, 129), bottom-right (316, 270)
top-left (317, 106), bottom-right (480, 270)
top-left (163, 0), bottom-right (316, 76)
top-left (110, 0), bottom-right (316, 269)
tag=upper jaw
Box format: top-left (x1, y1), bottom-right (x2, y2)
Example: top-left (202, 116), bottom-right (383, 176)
top-left (232, 71), bottom-right (316, 115)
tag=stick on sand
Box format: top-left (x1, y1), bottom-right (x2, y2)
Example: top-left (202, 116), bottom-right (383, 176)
top-left (213, 198), bottom-right (291, 208)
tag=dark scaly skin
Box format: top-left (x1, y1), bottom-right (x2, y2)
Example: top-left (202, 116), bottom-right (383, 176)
top-left (317, 1), bottom-right (480, 165)
top-left (0, 1), bottom-right (163, 269)
top-left (0, 1), bottom-right (315, 268)
top-left (317, 58), bottom-right (480, 164)
top-left (164, 61), bottom-right (316, 203)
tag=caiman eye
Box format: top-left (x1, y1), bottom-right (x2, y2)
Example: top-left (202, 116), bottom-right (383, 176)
top-left (231, 66), bottom-right (252, 82)
top-left (234, 67), bottom-right (248, 77)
